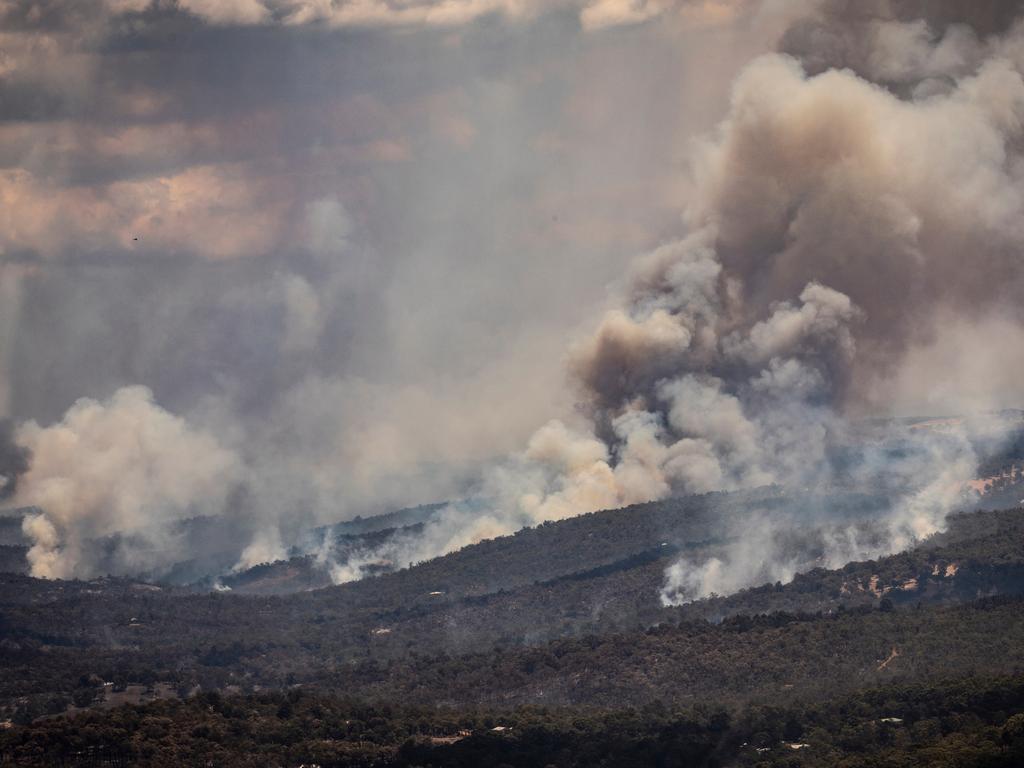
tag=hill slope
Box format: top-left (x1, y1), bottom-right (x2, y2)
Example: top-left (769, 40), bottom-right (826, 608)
top-left (3, 497), bottom-right (1024, 713)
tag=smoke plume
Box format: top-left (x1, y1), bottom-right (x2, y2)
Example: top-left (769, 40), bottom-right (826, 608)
top-left (13, 387), bottom-right (241, 579)
top-left (319, 2), bottom-right (1024, 597)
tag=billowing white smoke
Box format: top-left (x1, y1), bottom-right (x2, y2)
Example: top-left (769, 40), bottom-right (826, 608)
top-left (660, 426), bottom-right (981, 605)
top-left (14, 386), bottom-right (241, 579)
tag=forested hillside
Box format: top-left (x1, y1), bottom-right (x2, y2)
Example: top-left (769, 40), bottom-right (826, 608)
top-left (4, 492), bottom-right (1024, 765)
top-left (6, 668), bottom-right (1024, 766)
top-left (2, 497), bottom-right (1024, 707)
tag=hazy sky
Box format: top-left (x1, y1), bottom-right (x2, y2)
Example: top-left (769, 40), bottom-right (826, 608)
top-left (4, 0), bottom-right (1024, 579)
top-left (0, 1), bottom-right (778, 509)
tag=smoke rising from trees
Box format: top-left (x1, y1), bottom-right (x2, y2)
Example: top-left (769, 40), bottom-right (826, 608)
top-left (3, 0), bottom-right (1024, 587)
top-left (318, 1), bottom-right (1024, 596)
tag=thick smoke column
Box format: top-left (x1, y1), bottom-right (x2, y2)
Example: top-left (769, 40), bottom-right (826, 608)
top-left (13, 387), bottom-right (241, 579)
top-left (329, 3), bottom-right (1024, 594)
top-left (525, 31), bottom-right (1024, 521)
top-left (615, 7), bottom-right (1024, 601)
top-left (586, 36), bottom-right (1024, 600)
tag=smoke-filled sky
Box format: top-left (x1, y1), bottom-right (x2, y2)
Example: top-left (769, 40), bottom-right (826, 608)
top-left (2, 0), bottom-right (1024, 581)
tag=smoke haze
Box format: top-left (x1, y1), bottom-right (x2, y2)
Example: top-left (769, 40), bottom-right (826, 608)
top-left (2, 0), bottom-right (1023, 588)
top-left (0, 419), bottom-right (29, 500)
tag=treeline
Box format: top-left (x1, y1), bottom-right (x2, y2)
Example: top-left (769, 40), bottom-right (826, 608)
top-left (8, 591), bottom-right (1024, 722)
top-left (4, 673), bottom-right (1024, 767)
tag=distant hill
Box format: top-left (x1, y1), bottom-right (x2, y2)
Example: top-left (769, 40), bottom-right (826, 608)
top-left (4, 494), bottom-right (1024, 712)
top-left (0, 510), bottom-right (29, 547)
top-left (0, 502), bottom-right (450, 589)
top-left (317, 502), bottom-right (449, 537)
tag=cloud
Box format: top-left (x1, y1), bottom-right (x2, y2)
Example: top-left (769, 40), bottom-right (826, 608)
top-left (180, 0), bottom-right (269, 24)
top-left (580, 0), bottom-right (746, 32)
top-left (0, 164), bottom-right (294, 259)
top-left (26, 0), bottom-right (749, 32)
top-left (580, 0), bottom-right (673, 30)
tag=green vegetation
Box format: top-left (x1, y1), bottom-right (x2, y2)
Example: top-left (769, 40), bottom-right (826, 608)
top-left (5, 674), bottom-right (1024, 766)
top-left (4, 498), bottom-right (1024, 765)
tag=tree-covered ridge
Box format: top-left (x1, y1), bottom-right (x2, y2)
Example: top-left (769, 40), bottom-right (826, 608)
top-left (2, 507), bottom-right (1024, 722)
